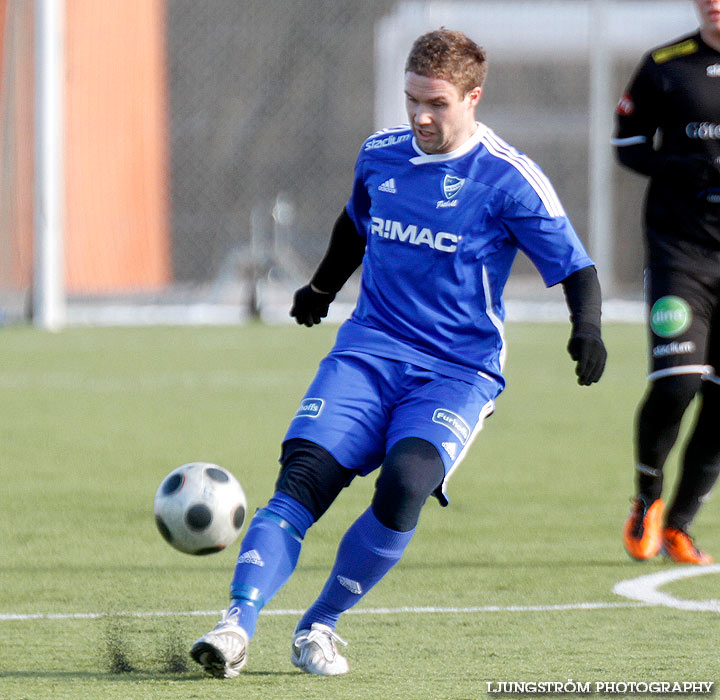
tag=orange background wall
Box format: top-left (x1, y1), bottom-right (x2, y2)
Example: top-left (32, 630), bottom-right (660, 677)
top-left (0, 0), bottom-right (171, 294)
top-left (64, 0), bottom-right (170, 293)
top-left (0, 0), bottom-right (34, 289)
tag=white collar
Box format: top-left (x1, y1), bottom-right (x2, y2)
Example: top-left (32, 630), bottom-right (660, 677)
top-left (409, 122), bottom-right (487, 165)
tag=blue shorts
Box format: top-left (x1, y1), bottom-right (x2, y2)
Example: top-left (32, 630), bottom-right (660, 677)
top-left (284, 351), bottom-right (500, 503)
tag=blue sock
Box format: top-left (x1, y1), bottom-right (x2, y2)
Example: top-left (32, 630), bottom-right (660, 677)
top-left (296, 507), bottom-right (415, 632)
top-left (229, 492), bottom-right (314, 639)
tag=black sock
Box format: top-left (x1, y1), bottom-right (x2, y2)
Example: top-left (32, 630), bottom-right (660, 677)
top-left (666, 384), bottom-right (720, 531)
top-left (636, 464), bottom-right (664, 504)
top-left (635, 375), bottom-right (701, 503)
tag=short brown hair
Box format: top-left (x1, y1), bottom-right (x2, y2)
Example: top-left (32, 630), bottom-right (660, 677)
top-left (405, 29), bottom-right (487, 96)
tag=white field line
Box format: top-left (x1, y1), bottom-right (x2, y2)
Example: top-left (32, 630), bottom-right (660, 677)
top-left (0, 601), bottom-right (649, 622)
top-left (613, 563), bottom-right (720, 612)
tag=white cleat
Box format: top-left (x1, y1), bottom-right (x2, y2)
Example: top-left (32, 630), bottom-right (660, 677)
top-left (291, 622), bottom-right (349, 675)
top-left (190, 608), bottom-right (248, 678)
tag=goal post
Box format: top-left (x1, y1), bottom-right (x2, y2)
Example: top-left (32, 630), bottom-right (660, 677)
top-left (33, 0), bottom-right (65, 330)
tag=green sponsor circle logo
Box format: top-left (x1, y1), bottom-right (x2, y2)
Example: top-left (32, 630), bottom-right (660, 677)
top-left (650, 296), bottom-right (691, 338)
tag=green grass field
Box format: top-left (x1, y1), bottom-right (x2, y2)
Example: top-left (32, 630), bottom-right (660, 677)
top-left (1, 322), bottom-right (718, 700)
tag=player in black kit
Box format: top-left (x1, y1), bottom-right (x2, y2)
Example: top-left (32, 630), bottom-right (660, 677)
top-left (614, 0), bottom-right (720, 564)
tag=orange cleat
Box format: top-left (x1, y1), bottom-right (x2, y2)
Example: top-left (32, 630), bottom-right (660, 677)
top-left (623, 498), bottom-right (664, 560)
top-left (662, 527), bottom-right (714, 565)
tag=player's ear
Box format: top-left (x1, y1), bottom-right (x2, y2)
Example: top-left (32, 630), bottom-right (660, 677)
top-left (467, 86), bottom-right (483, 107)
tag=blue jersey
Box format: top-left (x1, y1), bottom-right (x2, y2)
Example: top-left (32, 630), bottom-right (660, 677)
top-left (338, 122), bottom-right (594, 390)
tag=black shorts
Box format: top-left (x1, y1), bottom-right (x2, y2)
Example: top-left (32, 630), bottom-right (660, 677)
top-left (644, 266), bottom-right (720, 382)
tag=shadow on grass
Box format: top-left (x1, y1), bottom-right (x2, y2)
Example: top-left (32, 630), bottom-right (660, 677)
top-left (0, 670), bottom-right (203, 682)
top-left (0, 669), bottom-right (298, 681)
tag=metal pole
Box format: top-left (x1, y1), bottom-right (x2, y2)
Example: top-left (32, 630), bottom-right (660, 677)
top-left (34, 0), bottom-right (65, 330)
top-left (588, 0), bottom-right (615, 295)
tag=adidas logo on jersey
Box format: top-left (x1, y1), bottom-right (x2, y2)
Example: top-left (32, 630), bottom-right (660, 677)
top-left (237, 549), bottom-right (264, 567)
top-left (442, 441), bottom-right (458, 460)
top-left (337, 575), bottom-right (363, 595)
top-left (378, 178), bottom-right (397, 193)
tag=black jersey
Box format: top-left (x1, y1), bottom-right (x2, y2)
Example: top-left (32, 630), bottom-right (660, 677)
top-left (614, 32), bottom-right (720, 273)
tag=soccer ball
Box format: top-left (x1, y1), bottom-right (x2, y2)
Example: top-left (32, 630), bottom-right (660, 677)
top-left (153, 462), bottom-right (247, 555)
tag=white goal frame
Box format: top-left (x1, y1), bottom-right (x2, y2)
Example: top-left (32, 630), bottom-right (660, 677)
top-left (33, 0), bottom-right (65, 330)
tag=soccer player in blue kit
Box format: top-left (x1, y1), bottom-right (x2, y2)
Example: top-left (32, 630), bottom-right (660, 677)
top-left (191, 29), bottom-right (607, 678)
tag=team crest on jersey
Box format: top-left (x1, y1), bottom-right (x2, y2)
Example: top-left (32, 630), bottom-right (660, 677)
top-left (442, 175), bottom-right (465, 200)
top-left (707, 64), bottom-right (720, 78)
top-left (437, 175), bottom-right (465, 208)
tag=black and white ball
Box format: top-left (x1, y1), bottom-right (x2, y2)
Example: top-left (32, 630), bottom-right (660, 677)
top-left (154, 462), bottom-right (247, 555)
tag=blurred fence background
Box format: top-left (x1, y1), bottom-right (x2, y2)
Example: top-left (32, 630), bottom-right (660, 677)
top-left (0, 0), bottom-right (700, 326)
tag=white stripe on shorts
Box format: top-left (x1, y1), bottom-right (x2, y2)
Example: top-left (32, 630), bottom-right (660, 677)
top-left (439, 399), bottom-right (495, 503)
top-left (648, 364), bottom-right (714, 382)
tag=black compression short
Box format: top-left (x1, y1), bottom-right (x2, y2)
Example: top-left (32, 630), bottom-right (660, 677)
top-left (644, 266), bottom-right (720, 382)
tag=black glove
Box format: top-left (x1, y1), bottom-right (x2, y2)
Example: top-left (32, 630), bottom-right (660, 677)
top-left (567, 333), bottom-right (607, 386)
top-left (290, 285), bottom-right (336, 327)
